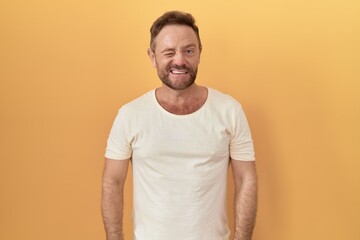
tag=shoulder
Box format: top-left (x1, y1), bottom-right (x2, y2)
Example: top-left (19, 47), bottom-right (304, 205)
top-left (111, 90), bottom-right (156, 125)
top-left (207, 88), bottom-right (243, 110)
top-left (118, 90), bottom-right (155, 115)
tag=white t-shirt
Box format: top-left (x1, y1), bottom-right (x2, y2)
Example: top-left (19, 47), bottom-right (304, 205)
top-left (105, 88), bottom-right (255, 240)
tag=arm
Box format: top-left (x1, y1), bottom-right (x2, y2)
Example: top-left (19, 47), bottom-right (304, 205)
top-left (102, 158), bottom-right (129, 240)
top-left (231, 160), bottom-right (258, 240)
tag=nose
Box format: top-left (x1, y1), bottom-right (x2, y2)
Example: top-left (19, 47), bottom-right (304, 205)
top-left (173, 51), bottom-right (186, 66)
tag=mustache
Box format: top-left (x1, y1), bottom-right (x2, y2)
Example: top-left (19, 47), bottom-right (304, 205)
top-left (166, 64), bottom-right (191, 71)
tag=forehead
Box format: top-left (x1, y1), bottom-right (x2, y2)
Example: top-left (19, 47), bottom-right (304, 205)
top-left (154, 24), bottom-right (199, 50)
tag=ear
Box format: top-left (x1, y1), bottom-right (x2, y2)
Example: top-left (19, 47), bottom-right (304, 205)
top-left (198, 46), bottom-right (202, 64)
top-left (147, 48), bottom-right (157, 68)
top-left (199, 46), bottom-right (202, 64)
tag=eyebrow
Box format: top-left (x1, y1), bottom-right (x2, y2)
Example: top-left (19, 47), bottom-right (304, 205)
top-left (182, 44), bottom-right (197, 49)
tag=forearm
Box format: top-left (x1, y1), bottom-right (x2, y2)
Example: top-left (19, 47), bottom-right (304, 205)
top-left (102, 179), bottom-right (124, 240)
top-left (234, 176), bottom-right (258, 240)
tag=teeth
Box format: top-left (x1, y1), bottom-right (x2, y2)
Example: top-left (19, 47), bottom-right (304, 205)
top-left (171, 70), bottom-right (187, 74)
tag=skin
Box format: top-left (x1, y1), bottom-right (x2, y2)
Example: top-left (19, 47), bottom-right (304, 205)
top-left (101, 23), bottom-right (257, 240)
top-left (102, 159), bottom-right (129, 240)
top-left (232, 160), bottom-right (258, 240)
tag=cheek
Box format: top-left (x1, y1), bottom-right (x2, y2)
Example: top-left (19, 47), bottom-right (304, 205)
top-left (189, 58), bottom-right (200, 68)
top-left (156, 59), bottom-right (170, 70)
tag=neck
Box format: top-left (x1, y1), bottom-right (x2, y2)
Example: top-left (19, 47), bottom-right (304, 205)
top-left (155, 84), bottom-right (208, 115)
top-left (157, 83), bottom-right (199, 103)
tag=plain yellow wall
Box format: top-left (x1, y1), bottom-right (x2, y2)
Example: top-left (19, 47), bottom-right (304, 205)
top-left (1, 0), bottom-right (359, 239)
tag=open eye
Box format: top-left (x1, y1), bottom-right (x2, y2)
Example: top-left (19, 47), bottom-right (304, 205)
top-left (184, 49), bottom-right (194, 55)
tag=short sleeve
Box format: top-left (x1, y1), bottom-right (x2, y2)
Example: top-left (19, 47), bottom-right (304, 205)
top-left (105, 108), bottom-right (133, 160)
top-left (229, 104), bottom-right (255, 161)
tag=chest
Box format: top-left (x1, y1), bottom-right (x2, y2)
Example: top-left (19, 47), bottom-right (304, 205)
top-left (130, 116), bottom-right (231, 162)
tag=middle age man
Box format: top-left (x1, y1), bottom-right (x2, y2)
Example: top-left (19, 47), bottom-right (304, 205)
top-left (102, 11), bottom-right (258, 240)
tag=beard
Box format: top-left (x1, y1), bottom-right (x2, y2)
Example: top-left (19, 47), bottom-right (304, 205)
top-left (157, 63), bottom-right (198, 90)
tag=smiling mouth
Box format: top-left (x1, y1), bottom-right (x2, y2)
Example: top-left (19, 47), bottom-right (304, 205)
top-left (170, 69), bottom-right (188, 75)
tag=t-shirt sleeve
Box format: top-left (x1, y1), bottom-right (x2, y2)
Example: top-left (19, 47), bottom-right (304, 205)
top-left (105, 108), bottom-right (133, 160)
top-left (229, 104), bottom-right (255, 161)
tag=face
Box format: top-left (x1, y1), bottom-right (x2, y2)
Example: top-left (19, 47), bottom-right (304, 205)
top-left (148, 25), bottom-right (201, 90)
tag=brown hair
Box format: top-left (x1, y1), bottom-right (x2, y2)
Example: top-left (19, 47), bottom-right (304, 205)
top-left (150, 11), bottom-right (202, 51)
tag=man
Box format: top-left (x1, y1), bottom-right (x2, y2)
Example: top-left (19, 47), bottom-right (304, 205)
top-left (102, 11), bottom-right (257, 240)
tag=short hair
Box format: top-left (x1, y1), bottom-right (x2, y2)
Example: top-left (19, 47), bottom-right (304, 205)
top-left (150, 11), bottom-right (202, 51)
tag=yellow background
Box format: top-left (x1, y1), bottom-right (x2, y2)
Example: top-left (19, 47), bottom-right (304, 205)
top-left (1, 0), bottom-right (359, 239)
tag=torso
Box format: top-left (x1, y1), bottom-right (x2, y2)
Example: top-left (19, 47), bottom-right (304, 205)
top-left (105, 87), bottom-right (254, 240)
